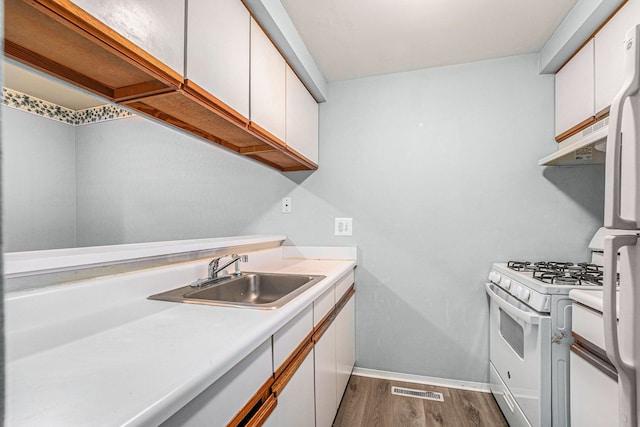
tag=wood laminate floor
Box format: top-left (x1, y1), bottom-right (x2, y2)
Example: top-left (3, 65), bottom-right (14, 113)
top-left (333, 376), bottom-right (508, 427)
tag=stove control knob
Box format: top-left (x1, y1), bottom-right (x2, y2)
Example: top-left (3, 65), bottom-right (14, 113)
top-left (502, 279), bottom-right (511, 290)
top-left (520, 288), bottom-right (531, 302)
top-left (512, 285), bottom-right (521, 297)
top-left (491, 273), bottom-right (501, 284)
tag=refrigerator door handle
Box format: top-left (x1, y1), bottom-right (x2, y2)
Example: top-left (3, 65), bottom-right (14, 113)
top-left (605, 25), bottom-right (640, 229)
top-left (604, 234), bottom-right (639, 427)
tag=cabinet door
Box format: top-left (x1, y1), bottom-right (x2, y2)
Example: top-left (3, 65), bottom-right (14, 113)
top-left (555, 39), bottom-right (595, 137)
top-left (187, 0), bottom-right (250, 119)
top-left (335, 296), bottom-right (355, 404)
top-left (286, 66), bottom-right (319, 164)
top-left (594, 0), bottom-right (640, 113)
top-left (250, 18), bottom-right (286, 142)
top-left (161, 339), bottom-right (272, 427)
top-left (273, 350), bottom-right (316, 427)
top-left (273, 304), bottom-right (313, 374)
top-left (314, 322), bottom-right (337, 427)
top-left (70, 0), bottom-right (185, 75)
top-left (570, 352), bottom-right (618, 426)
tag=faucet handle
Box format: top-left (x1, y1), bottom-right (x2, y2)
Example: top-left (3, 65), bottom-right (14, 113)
top-left (232, 254), bottom-right (248, 275)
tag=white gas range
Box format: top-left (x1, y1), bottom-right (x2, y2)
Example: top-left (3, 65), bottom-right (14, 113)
top-left (486, 257), bottom-right (607, 427)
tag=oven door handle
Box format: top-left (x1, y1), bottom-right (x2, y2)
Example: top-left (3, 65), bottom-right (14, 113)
top-left (485, 282), bottom-right (541, 325)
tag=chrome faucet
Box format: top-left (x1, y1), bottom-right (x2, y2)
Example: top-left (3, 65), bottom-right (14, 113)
top-left (208, 253), bottom-right (248, 279)
top-left (190, 254), bottom-right (248, 288)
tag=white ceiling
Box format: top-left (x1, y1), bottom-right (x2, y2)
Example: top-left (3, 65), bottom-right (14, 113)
top-left (280, 0), bottom-right (577, 82)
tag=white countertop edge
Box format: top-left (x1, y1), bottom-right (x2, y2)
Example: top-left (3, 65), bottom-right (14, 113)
top-left (4, 235), bottom-right (286, 278)
top-left (569, 289), bottom-right (606, 313)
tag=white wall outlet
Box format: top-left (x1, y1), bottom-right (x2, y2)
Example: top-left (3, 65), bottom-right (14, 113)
top-left (282, 197), bottom-right (292, 213)
top-left (335, 218), bottom-right (353, 236)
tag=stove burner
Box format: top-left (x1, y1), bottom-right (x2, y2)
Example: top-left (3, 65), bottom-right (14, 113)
top-left (507, 261), bottom-right (531, 271)
top-left (508, 260), bottom-right (608, 287)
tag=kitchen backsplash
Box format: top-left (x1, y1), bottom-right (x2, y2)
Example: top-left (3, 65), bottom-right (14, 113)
top-left (2, 87), bottom-right (133, 126)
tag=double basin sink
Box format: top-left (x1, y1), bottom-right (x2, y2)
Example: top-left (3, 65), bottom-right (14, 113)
top-left (149, 272), bottom-right (325, 309)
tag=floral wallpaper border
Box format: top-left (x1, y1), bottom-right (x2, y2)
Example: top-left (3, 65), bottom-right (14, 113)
top-left (2, 88), bottom-right (134, 125)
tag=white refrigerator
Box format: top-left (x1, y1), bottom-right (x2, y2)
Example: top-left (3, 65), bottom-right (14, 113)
top-left (603, 24), bottom-right (640, 427)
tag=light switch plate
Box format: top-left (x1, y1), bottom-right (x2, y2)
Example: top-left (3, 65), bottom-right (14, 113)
top-left (335, 218), bottom-right (353, 236)
top-left (282, 197), bottom-right (292, 213)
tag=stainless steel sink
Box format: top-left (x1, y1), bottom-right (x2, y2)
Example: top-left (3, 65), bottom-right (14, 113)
top-left (148, 272), bottom-right (325, 309)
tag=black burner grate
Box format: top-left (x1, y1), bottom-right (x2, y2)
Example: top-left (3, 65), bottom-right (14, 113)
top-left (507, 260), bottom-right (610, 286)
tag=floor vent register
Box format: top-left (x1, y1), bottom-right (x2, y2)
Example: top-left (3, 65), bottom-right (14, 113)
top-left (391, 386), bottom-right (444, 402)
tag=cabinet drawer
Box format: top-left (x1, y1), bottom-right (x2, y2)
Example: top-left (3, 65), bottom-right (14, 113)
top-left (314, 286), bottom-right (335, 326)
top-left (273, 304), bottom-right (313, 372)
top-left (161, 339), bottom-right (272, 427)
top-left (572, 302), bottom-right (605, 349)
top-left (335, 270), bottom-right (355, 302)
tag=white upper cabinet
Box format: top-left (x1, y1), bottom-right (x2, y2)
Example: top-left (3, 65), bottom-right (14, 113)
top-left (70, 0), bottom-right (185, 75)
top-left (187, 0), bottom-right (250, 119)
top-left (250, 17), bottom-right (286, 142)
top-left (555, 39), bottom-right (595, 137)
top-left (286, 66), bottom-right (319, 164)
top-left (594, 0), bottom-right (640, 113)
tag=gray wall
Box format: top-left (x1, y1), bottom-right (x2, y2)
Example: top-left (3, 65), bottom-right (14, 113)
top-left (2, 106), bottom-right (77, 251)
top-left (245, 53), bottom-right (605, 381)
top-left (74, 116), bottom-right (290, 246)
top-left (5, 53), bottom-right (605, 383)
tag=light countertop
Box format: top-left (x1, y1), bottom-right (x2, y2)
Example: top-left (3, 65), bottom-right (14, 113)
top-left (570, 289), bottom-right (605, 312)
top-left (6, 245), bottom-right (356, 426)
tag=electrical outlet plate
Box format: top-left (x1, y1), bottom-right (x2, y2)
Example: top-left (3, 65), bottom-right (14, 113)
top-left (335, 218), bottom-right (353, 236)
top-left (282, 197), bottom-right (292, 213)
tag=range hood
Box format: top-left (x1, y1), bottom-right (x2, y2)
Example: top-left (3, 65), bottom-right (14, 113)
top-left (538, 117), bottom-right (608, 166)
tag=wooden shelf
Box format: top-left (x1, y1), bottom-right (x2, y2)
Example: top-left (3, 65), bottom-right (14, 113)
top-left (5, 0), bottom-right (181, 101)
top-left (124, 82), bottom-right (317, 171)
top-left (5, 0), bottom-right (318, 172)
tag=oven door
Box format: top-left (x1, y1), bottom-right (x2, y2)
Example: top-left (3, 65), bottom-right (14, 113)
top-left (486, 282), bottom-right (552, 427)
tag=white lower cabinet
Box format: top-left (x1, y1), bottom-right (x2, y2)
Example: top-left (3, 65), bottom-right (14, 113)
top-left (270, 350), bottom-right (316, 427)
top-left (163, 271), bottom-right (356, 427)
top-left (570, 351), bottom-right (618, 426)
top-left (335, 296), bottom-right (356, 403)
top-left (161, 339), bottom-right (272, 426)
top-left (315, 321), bottom-right (338, 427)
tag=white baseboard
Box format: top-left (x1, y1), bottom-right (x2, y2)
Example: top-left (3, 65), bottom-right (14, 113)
top-left (352, 367), bottom-right (491, 393)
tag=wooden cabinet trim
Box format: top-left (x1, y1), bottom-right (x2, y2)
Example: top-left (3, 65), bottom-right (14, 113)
top-left (272, 339), bottom-right (314, 397)
top-left (595, 105), bottom-right (610, 120)
top-left (283, 145), bottom-right (318, 171)
top-left (183, 79), bottom-right (249, 128)
top-left (227, 376), bottom-right (275, 427)
top-left (571, 331), bottom-right (617, 381)
top-left (556, 0), bottom-right (629, 73)
top-left (313, 310), bottom-right (337, 343)
top-left (7, 0), bottom-right (319, 172)
top-left (26, 0), bottom-right (182, 86)
top-left (5, 0), bottom-right (180, 103)
top-left (313, 285), bottom-right (355, 343)
top-left (244, 394), bottom-right (277, 427)
top-left (274, 329), bottom-right (314, 380)
top-left (335, 285), bottom-right (356, 314)
top-left (248, 121), bottom-right (287, 149)
top-left (555, 116), bottom-right (596, 142)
